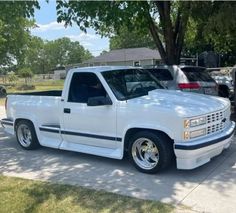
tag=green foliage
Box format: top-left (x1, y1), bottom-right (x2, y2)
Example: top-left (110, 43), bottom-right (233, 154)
top-left (8, 73), bottom-right (17, 83)
top-left (56, 1), bottom-right (236, 65)
top-left (21, 37), bottom-right (92, 74)
top-left (110, 26), bottom-right (155, 50)
top-left (18, 67), bottom-right (33, 78)
top-left (44, 37), bottom-right (92, 68)
top-left (19, 36), bottom-right (48, 74)
top-left (0, 1), bottom-right (39, 66)
top-left (183, 1), bottom-right (236, 65)
top-left (18, 67), bottom-right (33, 84)
top-left (56, 1), bottom-right (193, 64)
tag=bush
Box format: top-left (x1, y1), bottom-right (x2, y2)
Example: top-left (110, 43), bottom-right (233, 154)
top-left (8, 73), bottom-right (18, 84)
top-left (18, 68), bottom-right (33, 84)
top-left (16, 84), bottom-right (35, 91)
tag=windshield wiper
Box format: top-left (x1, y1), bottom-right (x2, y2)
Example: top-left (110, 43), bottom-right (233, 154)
top-left (125, 91), bottom-right (148, 100)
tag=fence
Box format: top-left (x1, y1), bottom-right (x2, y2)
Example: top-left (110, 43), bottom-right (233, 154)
top-left (0, 74), bottom-right (55, 85)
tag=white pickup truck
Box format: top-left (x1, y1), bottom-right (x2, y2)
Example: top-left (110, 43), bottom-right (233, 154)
top-left (1, 66), bottom-right (235, 173)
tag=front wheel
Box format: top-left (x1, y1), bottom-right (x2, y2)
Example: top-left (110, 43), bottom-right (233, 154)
top-left (128, 131), bottom-right (173, 174)
top-left (15, 120), bottom-right (40, 150)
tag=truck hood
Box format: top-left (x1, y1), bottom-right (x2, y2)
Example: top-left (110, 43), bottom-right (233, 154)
top-left (127, 89), bottom-right (229, 118)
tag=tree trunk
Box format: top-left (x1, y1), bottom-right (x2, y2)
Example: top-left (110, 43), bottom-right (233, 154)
top-left (146, 1), bottom-right (190, 65)
top-left (148, 20), bottom-right (168, 64)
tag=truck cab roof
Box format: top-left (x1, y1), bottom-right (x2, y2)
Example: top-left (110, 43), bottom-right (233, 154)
top-left (70, 66), bottom-right (135, 74)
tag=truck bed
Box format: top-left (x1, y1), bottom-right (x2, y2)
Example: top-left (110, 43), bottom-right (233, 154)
top-left (12, 90), bottom-right (62, 96)
top-left (6, 91), bottom-right (62, 128)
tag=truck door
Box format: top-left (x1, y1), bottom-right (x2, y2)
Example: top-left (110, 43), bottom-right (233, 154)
top-left (61, 72), bottom-right (118, 149)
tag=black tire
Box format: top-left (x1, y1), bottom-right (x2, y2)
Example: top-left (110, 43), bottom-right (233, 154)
top-left (218, 86), bottom-right (229, 98)
top-left (128, 131), bottom-right (174, 174)
top-left (15, 120), bottom-right (40, 150)
top-left (0, 87), bottom-right (6, 97)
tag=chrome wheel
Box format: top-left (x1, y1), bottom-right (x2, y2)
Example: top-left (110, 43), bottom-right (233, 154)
top-left (131, 137), bottom-right (159, 170)
top-left (16, 124), bottom-right (32, 148)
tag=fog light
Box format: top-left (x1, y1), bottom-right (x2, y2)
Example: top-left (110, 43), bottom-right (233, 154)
top-left (190, 128), bottom-right (206, 138)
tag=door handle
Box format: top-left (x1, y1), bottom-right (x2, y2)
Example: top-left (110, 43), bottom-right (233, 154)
top-left (64, 108), bottom-right (71, 114)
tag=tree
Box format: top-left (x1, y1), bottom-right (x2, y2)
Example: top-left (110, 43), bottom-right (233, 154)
top-left (110, 26), bottom-right (155, 50)
top-left (8, 72), bottom-right (18, 84)
top-left (183, 1), bottom-right (236, 66)
top-left (100, 50), bottom-right (108, 55)
top-left (18, 67), bottom-right (33, 84)
top-left (0, 1), bottom-right (39, 67)
top-left (67, 41), bottom-right (92, 65)
top-left (56, 1), bottom-right (191, 65)
top-left (21, 37), bottom-right (92, 74)
top-left (20, 36), bottom-right (50, 74)
top-left (43, 37), bottom-right (92, 70)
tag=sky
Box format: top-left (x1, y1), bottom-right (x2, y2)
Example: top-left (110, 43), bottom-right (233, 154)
top-left (31, 1), bottom-right (109, 56)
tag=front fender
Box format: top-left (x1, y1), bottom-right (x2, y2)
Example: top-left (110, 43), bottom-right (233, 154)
top-left (121, 123), bottom-right (174, 142)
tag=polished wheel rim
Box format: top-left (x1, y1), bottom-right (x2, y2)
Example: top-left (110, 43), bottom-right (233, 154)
top-left (132, 137), bottom-right (159, 170)
top-left (17, 124), bottom-right (32, 147)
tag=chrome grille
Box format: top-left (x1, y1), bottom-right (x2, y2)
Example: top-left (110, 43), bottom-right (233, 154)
top-left (207, 122), bottom-right (224, 134)
top-left (207, 111), bottom-right (224, 123)
top-left (206, 107), bottom-right (229, 135)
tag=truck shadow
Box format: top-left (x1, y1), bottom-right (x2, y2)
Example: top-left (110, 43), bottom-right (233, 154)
top-left (0, 126), bottom-right (236, 207)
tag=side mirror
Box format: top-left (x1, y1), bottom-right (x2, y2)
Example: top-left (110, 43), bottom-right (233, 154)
top-left (87, 96), bottom-right (112, 106)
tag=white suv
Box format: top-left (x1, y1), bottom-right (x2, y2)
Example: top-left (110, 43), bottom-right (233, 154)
top-left (145, 65), bottom-right (218, 96)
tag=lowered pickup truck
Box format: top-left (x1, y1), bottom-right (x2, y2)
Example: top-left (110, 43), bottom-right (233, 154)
top-left (1, 66), bottom-right (235, 173)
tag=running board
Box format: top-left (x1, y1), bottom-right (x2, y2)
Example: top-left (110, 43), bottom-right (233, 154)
top-left (60, 141), bottom-right (123, 159)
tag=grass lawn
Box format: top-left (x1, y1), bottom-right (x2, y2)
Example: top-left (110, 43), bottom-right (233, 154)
top-left (0, 175), bottom-right (173, 213)
top-left (0, 80), bottom-right (64, 106)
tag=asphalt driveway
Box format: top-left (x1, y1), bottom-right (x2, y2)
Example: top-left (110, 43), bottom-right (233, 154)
top-left (0, 106), bottom-right (236, 213)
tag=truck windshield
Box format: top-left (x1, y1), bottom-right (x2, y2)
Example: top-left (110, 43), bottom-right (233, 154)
top-left (102, 69), bottom-right (164, 100)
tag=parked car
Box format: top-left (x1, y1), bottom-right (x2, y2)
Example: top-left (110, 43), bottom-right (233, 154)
top-left (144, 65), bottom-right (218, 96)
top-left (207, 67), bottom-right (234, 100)
top-left (1, 66), bottom-right (235, 173)
top-left (0, 85), bottom-right (6, 97)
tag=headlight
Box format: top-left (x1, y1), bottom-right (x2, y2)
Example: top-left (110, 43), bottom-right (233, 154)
top-left (184, 116), bottom-right (206, 128)
top-left (184, 128), bottom-right (206, 139)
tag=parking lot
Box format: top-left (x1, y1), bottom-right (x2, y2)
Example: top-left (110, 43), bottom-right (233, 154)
top-left (0, 106), bottom-right (236, 213)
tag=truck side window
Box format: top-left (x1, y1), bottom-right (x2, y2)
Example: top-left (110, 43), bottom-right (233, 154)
top-left (68, 72), bottom-right (107, 103)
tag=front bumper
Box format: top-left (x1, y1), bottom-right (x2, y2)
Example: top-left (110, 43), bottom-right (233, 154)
top-left (174, 121), bottom-right (235, 169)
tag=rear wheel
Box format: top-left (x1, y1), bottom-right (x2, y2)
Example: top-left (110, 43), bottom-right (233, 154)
top-left (128, 131), bottom-right (173, 174)
top-left (15, 120), bottom-right (40, 150)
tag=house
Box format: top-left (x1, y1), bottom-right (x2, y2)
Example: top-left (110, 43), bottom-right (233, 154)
top-left (53, 66), bottom-right (66, 80)
top-left (81, 47), bottom-right (162, 67)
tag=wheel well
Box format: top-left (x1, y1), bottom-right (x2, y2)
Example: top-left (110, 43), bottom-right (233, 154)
top-left (124, 128), bottom-right (173, 151)
top-left (218, 84), bottom-right (229, 97)
top-left (14, 118), bottom-right (34, 131)
top-left (218, 84), bottom-right (229, 91)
